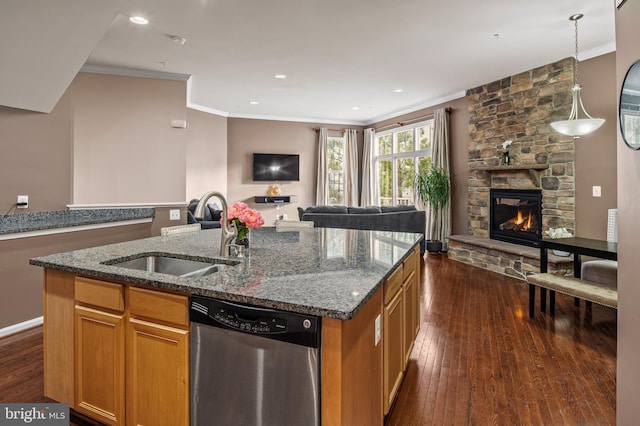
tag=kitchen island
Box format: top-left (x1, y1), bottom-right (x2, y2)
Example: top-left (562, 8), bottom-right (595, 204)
top-left (31, 226), bottom-right (422, 425)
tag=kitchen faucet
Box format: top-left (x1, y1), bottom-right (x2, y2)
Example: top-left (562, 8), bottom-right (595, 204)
top-left (193, 191), bottom-right (237, 257)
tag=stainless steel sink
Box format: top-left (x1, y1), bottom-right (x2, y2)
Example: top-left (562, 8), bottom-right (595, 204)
top-left (103, 254), bottom-right (237, 278)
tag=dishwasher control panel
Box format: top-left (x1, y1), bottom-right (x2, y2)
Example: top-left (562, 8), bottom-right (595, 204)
top-left (213, 308), bottom-right (287, 334)
top-left (190, 296), bottom-right (320, 348)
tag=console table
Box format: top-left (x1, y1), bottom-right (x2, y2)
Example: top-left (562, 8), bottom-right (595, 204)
top-left (540, 237), bottom-right (618, 275)
top-left (537, 237), bottom-right (618, 313)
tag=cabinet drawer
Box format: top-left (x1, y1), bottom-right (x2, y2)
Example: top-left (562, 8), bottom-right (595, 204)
top-left (128, 287), bottom-right (189, 328)
top-left (75, 277), bottom-right (124, 312)
top-left (403, 246), bottom-right (420, 281)
top-left (384, 265), bottom-right (403, 305)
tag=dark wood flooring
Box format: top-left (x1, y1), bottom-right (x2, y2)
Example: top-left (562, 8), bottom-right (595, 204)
top-left (388, 254), bottom-right (616, 425)
top-left (0, 255), bottom-right (616, 425)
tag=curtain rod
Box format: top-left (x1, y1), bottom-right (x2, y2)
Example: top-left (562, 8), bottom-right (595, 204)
top-left (374, 107), bottom-right (451, 132)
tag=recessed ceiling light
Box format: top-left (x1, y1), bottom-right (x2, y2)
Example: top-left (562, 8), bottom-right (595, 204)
top-left (394, 89), bottom-right (404, 93)
top-left (129, 16), bottom-right (149, 25)
top-left (171, 36), bottom-right (186, 45)
top-left (274, 74), bottom-right (287, 79)
top-left (250, 101), bottom-right (259, 105)
top-left (352, 107), bottom-right (359, 110)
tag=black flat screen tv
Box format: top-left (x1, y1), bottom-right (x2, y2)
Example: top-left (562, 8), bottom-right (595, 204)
top-left (252, 153), bottom-right (300, 182)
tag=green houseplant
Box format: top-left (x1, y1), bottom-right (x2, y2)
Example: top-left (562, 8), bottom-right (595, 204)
top-left (415, 166), bottom-right (451, 252)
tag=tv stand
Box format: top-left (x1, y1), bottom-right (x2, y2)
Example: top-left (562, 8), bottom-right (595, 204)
top-left (254, 195), bottom-right (298, 204)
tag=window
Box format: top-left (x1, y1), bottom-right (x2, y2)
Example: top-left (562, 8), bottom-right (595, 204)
top-left (374, 120), bottom-right (433, 206)
top-left (327, 136), bottom-right (345, 205)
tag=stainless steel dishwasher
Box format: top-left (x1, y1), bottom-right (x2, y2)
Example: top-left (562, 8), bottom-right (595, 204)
top-left (190, 295), bottom-right (321, 426)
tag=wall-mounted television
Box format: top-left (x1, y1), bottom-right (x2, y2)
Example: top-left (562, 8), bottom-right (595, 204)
top-left (252, 153), bottom-right (300, 182)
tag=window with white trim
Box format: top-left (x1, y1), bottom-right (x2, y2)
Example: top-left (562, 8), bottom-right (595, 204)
top-left (374, 120), bottom-right (433, 206)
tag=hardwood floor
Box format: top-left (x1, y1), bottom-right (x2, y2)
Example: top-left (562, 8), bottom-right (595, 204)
top-left (0, 255), bottom-right (616, 425)
top-left (388, 254), bottom-right (616, 425)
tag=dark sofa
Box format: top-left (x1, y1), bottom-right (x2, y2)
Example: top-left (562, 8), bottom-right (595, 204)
top-left (187, 199), bottom-right (222, 229)
top-left (298, 205), bottom-right (426, 254)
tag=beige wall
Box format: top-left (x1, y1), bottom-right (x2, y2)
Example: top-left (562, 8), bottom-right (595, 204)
top-left (574, 52), bottom-right (618, 239)
top-left (72, 73), bottom-right (188, 204)
top-left (0, 224), bottom-right (152, 329)
top-left (227, 118), bottom-right (364, 225)
top-left (615, 2), bottom-right (640, 422)
top-left (0, 87), bottom-right (73, 213)
top-left (371, 97), bottom-right (470, 236)
top-left (186, 108), bottom-right (228, 201)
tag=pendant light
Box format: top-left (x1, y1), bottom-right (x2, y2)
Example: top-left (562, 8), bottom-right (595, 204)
top-left (550, 14), bottom-right (605, 139)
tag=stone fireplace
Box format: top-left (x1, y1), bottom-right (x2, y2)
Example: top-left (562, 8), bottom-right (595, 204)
top-left (447, 57), bottom-right (576, 278)
top-left (490, 189), bottom-right (542, 247)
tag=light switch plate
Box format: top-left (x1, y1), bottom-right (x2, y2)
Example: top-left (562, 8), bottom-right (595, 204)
top-left (169, 209), bottom-right (180, 220)
top-left (374, 314), bottom-right (381, 346)
top-left (592, 186), bottom-right (602, 197)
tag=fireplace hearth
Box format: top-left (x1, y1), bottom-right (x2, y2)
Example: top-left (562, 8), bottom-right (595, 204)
top-left (490, 189), bottom-right (542, 247)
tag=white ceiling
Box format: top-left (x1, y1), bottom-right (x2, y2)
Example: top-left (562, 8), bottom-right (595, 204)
top-left (1, 0), bottom-right (615, 125)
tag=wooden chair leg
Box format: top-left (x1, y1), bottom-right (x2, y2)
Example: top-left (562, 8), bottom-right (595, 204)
top-left (550, 290), bottom-right (556, 315)
top-left (540, 288), bottom-right (547, 313)
top-left (574, 297), bottom-right (580, 307)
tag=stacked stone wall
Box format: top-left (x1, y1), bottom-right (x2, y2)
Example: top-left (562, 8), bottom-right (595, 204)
top-left (466, 57), bottom-right (576, 238)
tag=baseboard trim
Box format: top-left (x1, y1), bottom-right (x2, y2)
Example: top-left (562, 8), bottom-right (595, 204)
top-left (0, 317), bottom-right (43, 339)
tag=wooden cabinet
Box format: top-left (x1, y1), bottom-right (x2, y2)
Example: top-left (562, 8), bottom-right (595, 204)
top-left (403, 246), bottom-right (421, 366)
top-left (75, 305), bottom-right (125, 425)
top-left (74, 277), bottom-right (125, 425)
top-left (126, 287), bottom-right (189, 426)
top-left (46, 275), bottom-right (190, 426)
top-left (383, 284), bottom-right (404, 414)
top-left (383, 265), bottom-right (404, 415)
top-left (383, 246), bottom-right (422, 415)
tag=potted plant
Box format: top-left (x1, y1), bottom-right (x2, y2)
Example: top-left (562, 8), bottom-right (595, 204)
top-left (415, 166), bottom-right (451, 252)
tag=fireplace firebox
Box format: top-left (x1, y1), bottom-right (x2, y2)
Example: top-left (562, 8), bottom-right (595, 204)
top-left (490, 189), bottom-right (542, 247)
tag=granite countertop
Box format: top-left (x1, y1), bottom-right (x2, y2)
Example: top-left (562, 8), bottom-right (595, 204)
top-left (30, 227), bottom-right (422, 320)
top-left (0, 208), bottom-right (155, 235)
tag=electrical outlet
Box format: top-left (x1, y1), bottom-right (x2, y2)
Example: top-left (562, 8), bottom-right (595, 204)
top-left (282, 213), bottom-right (288, 220)
top-left (592, 186), bottom-right (602, 197)
top-left (169, 209), bottom-right (180, 220)
top-left (17, 195), bottom-right (28, 209)
top-left (374, 314), bottom-right (381, 346)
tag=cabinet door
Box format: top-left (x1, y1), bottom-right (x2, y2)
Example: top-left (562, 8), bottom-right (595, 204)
top-left (75, 305), bottom-right (125, 426)
top-left (383, 289), bottom-right (404, 415)
top-left (126, 317), bottom-right (189, 426)
top-left (403, 271), bottom-right (418, 366)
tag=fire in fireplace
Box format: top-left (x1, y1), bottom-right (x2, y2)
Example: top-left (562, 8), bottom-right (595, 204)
top-left (490, 189), bottom-right (542, 247)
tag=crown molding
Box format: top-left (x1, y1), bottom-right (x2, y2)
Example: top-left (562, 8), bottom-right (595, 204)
top-left (364, 91), bottom-right (467, 126)
top-left (228, 112), bottom-right (366, 126)
top-left (80, 65), bottom-right (190, 81)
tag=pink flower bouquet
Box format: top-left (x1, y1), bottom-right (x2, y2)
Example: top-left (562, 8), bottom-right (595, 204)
top-left (223, 201), bottom-right (264, 242)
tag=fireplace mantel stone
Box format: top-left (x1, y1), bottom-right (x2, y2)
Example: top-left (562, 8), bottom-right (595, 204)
top-left (469, 163), bottom-right (548, 187)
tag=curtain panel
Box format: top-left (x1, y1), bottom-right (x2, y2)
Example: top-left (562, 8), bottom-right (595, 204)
top-left (316, 128), bottom-right (329, 205)
top-left (361, 128), bottom-right (376, 206)
top-left (344, 129), bottom-right (359, 207)
top-left (429, 108), bottom-right (452, 249)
